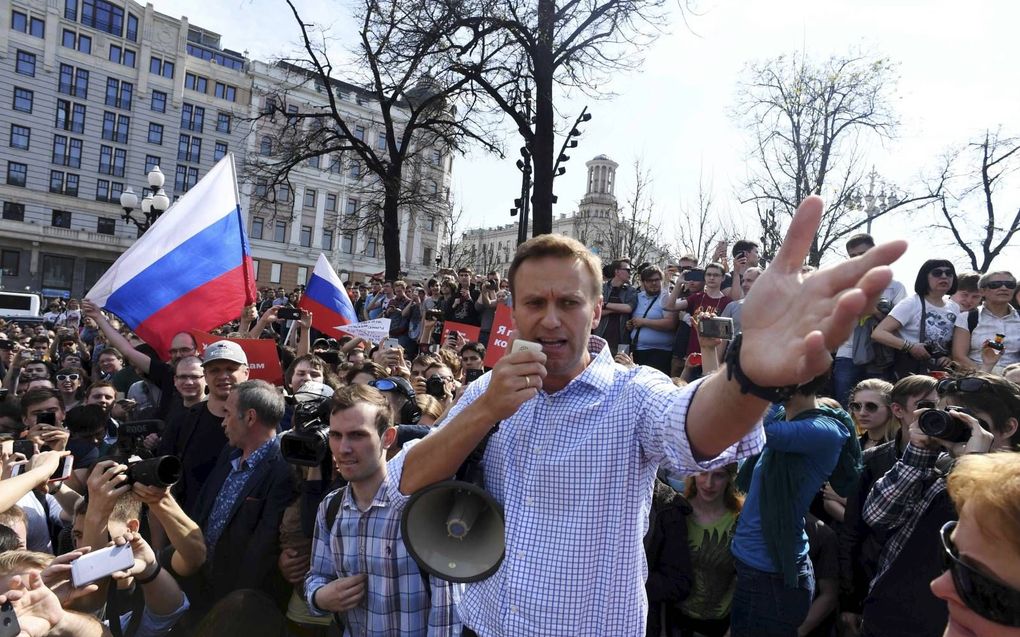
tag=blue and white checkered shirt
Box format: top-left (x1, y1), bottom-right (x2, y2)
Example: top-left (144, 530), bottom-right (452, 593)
top-left (305, 475), bottom-right (461, 636)
top-left (389, 336), bottom-right (764, 636)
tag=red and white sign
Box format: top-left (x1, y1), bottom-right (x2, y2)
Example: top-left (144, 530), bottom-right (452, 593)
top-left (483, 305), bottom-right (514, 368)
top-left (443, 321), bottom-right (481, 344)
top-left (188, 330), bottom-right (285, 386)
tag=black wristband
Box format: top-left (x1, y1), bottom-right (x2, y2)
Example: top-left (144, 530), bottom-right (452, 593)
top-left (136, 561), bottom-right (162, 585)
top-left (724, 333), bottom-right (796, 403)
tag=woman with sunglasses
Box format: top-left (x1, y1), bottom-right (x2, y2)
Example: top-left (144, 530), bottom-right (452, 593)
top-left (55, 366), bottom-right (85, 410)
top-left (951, 271), bottom-right (1020, 372)
top-left (931, 452), bottom-right (1020, 636)
top-left (873, 260), bottom-right (960, 378)
top-left (847, 378), bottom-right (896, 451)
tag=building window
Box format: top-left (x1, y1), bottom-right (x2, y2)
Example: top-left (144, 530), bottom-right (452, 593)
top-left (6, 162), bottom-right (27, 187)
top-left (300, 226), bottom-right (312, 248)
top-left (366, 237), bottom-right (377, 258)
top-left (144, 155), bottom-right (160, 173)
top-left (51, 210), bottom-right (72, 229)
top-left (101, 112), bottom-right (130, 144)
top-left (329, 155), bottom-right (342, 174)
top-left (341, 234), bottom-right (353, 254)
top-left (251, 259), bottom-right (259, 279)
top-left (2, 203), bottom-right (25, 222)
top-left (214, 83), bottom-right (236, 102)
top-left (83, 260), bottom-right (111, 290)
top-left (255, 179), bottom-right (268, 198)
top-left (426, 215), bottom-right (436, 232)
top-left (41, 255), bottom-right (75, 291)
top-left (180, 103), bottom-right (205, 132)
top-left (13, 88), bottom-right (33, 113)
top-left (184, 73), bottom-right (208, 94)
top-left (149, 56), bottom-right (174, 78)
top-left (354, 125), bottom-right (365, 142)
top-left (96, 217), bottom-right (116, 235)
top-left (1, 250), bottom-right (19, 277)
top-left (296, 266), bottom-right (308, 284)
top-left (61, 30), bottom-right (92, 53)
top-left (269, 263), bottom-right (281, 284)
top-left (16, 50), bottom-right (36, 76)
top-left (216, 112), bottom-right (231, 133)
top-left (173, 165), bottom-right (199, 192)
top-left (151, 90), bottom-right (167, 113)
top-left (148, 123), bottom-right (163, 145)
top-left (325, 193), bottom-right (337, 212)
top-left (423, 246), bottom-right (434, 266)
top-left (80, 0), bottom-right (126, 38)
top-left (431, 149), bottom-right (443, 166)
top-left (50, 171), bottom-right (79, 196)
top-left (377, 132), bottom-right (387, 151)
top-left (64, 0), bottom-right (77, 21)
top-left (177, 135), bottom-right (202, 163)
top-left (213, 142), bottom-right (227, 161)
top-left (278, 185), bottom-right (291, 203)
top-left (59, 65), bottom-right (89, 99)
top-left (251, 217), bottom-right (264, 240)
top-left (322, 229), bottom-right (334, 251)
top-left (98, 146), bottom-right (126, 177)
top-left (307, 155), bottom-right (319, 169)
top-left (52, 136), bottom-right (83, 168)
top-left (126, 13), bottom-right (138, 41)
top-left (108, 44), bottom-right (135, 67)
top-left (303, 189), bottom-right (316, 209)
top-left (9, 125), bottom-right (30, 151)
top-left (345, 198), bottom-right (359, 215)
top-left (105, 78), bottom-right (133, 109)
top-left (55, 100), bottom-right (87, 134)
top-left (11, 11), bottom-right (43, 37)
top-left (260, 136), bottom-right (272, 156)
top-left (274, 221), bottom-right (287, 243)
top-left (349, 161), bottom-right (361, 179)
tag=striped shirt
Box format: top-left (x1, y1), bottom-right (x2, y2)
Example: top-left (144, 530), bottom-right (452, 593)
top-left (389, 336), bottom-right (764, 636)
top-left (305, 476), bottom-right (460, 636)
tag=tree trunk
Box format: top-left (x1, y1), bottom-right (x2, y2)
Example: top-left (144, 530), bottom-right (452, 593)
top-left (530, 0), bottom-right (556, 237)
top-left (382, 168), bottom-right (403, 280)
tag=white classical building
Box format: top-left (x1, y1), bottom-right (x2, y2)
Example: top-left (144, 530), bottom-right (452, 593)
top-left (461, 154), bottom-right (670, 273)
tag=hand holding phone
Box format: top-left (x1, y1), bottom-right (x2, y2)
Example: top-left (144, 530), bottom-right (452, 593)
top-left (70, 543), bottom-right (136, 588)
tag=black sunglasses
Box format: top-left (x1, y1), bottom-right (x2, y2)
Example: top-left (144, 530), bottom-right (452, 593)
top-left (983, 280), bottom-right (1017, 290)
top-left (941, 521), bottom-right (1020, 627)
top-left (849, 401), bottom-right (882, 414)
top-left (936, 377), bottom-right (990, 396)
top-left (930, 268), bottom-right (955, 278)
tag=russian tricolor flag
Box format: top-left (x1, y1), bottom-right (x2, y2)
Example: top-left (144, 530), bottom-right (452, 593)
top-left (86, 155), bottom-right (256, 359)
top-left (299, 253), bottom-right (357, 339)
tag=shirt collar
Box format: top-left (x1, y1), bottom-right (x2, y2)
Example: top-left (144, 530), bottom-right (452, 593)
top-left (561, 335), bottom-right (615, 395)
top-left (230, 437), bottom-right (275, 472)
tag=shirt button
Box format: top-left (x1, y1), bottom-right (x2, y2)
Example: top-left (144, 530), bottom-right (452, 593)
top-left (525, 497), bottom-right (534, 506)
top-left (516, 551), bottom-right (524, 559)
top-left (510, 605), bottom-right (519, 614)
top-left (533, 447), bottom-right (541, 454)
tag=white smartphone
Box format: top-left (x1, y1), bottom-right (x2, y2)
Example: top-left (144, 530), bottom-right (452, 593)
top-left (617, 344), bottom-right (630, 355)
top-left (70, 544), bottom-right (136, 588)
top-left (510, 339), bottom-right (543, 355)
top-left (10, 456), bottom-right (73, 482)
top-left (382, 338), bottom-right (399, 350)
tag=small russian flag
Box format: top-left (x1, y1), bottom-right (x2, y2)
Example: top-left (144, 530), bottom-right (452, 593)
top-left (299, 254), bottom-right (357, 339)
top-left (86, 155), bottom-right (256, 359)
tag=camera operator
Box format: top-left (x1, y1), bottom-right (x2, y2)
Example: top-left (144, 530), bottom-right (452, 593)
top-left (460, 343), bottom-right (486, 383)
top-left (422, 362), bottom-right (458, 412)
top-left (951, 271), bottom-right (1020, 372)
top-left (76, 463), bottom-right (190, 636)
top-left (595, 259), bottom-right (637, 354)
top-left (860, 372), bottom-right (1020, 637)
top-left (476, 272), bottom-right (502, 346)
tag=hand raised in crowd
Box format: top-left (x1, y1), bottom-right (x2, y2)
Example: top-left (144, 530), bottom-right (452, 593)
top-left (739, 196), bottom-right (907, 387)
top-left (0, 572), bottom-right (67, 637)
top-left (980, 340), bottom-right (1003, 371)
top-left (314, 573), bottom-right (368, 613)
top-left (86, 460), bottom-right (132, 520)
top-left (477, 333), bottom-right (547, 421)
top-left (131, 482), bottom-right (170, 507)
top-left (80, 298), bottom-right (103, 321)
top-left (110, 532), bottom-right (159, 582)
top-left (278, 548), bottom-right (310, 585)
top-left (27, 450), bottom-right (69, 480)
top-left (40, 547), bottom-right (100, 606)
top-left (300, 308), bottom-right (313, 329)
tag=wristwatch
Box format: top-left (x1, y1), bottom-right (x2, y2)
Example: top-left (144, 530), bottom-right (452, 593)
top-left (724, 333), bottom-right (796, 403)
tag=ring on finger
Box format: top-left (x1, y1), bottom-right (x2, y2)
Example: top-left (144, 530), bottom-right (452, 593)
top-left (524, 375), bottom-right (530, 389)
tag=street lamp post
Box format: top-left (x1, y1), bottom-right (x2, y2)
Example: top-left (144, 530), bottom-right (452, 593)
top-left (119, 166), bottom-right (171, 233)
top-left (848, 167), bottom-right (900, 234)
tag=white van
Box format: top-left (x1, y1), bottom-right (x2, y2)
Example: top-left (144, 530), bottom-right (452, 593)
top-left (0, 292), bottom-right (42, 320)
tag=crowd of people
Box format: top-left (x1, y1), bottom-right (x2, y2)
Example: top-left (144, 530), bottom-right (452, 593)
top-left (0, 196), bottom-right (1017, 637)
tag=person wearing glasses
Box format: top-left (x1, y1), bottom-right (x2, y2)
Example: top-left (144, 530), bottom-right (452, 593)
top-left (595, 259), bottom-right (638, 354)
top-left (931, 452), bottom-right (1020, 637)
top-left (872, 260), bottom-right (960, 379)
top-left (55, 366), bottom-right (85, 411)
top-left (860, 373), bottom-right (1020, 637)
top-left (952, 271), bottom-right (1020, 372)
top-left (628, 266), bottom-right (678, 376)
top-left (847, 379), bottom-right (896, 452)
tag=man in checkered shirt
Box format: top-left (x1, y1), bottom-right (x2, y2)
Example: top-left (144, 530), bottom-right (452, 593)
top-left (394, 197), bottom-right (906, 636)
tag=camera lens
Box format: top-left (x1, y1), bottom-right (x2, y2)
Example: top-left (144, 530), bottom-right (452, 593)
top-left (918, 409), bottom-right (970, 443)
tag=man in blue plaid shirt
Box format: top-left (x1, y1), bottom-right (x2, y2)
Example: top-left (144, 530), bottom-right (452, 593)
top-left (396, 197), bottom-right (908, 636)
top-left (305, 384), bottom-right (460, 636)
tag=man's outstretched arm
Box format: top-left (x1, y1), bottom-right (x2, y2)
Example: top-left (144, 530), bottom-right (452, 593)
top-left (686, 196), bottom-right (906, 459)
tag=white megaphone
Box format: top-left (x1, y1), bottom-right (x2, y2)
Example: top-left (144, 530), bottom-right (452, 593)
top-left (401, 430), bottom-right (505, 582)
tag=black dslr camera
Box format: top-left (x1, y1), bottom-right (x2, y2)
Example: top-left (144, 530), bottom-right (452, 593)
top-left (105, 419), bottom-right (182, 488)
top-left (918, 406), bottom-right (982, 443)
top-left (280, 391), bottom-right (332, 467)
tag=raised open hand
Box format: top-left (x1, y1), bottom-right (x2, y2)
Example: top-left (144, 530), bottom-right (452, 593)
top-left (740, 196), bottom-right (907, 387)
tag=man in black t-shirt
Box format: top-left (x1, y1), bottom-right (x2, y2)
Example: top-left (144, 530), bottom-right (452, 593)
top-left (157, 340), bottom-right (249, 516)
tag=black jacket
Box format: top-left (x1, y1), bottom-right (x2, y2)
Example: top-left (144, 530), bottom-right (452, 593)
top-left (645, 479), bottom-right (694, 637)
top-left (190, 437), bottom-right (296, 613)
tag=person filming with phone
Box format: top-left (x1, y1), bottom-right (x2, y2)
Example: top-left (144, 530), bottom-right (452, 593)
top-left (627, 266), bottom-right (677, 375)
top-left (395, 197), bottom-right (906, 636)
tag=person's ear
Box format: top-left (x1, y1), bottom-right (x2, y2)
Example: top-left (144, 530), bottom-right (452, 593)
top-left (1002, 417), bottom-right (1018, 442)
top-left (127, 519), bottom-right (140, 533)
top-left (890, 402), bottom-right (907, 423)
top-left (381, 426), bottom-right (398, 450)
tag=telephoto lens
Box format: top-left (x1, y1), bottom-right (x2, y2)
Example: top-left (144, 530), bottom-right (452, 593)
top-left (918, 408), bottom-right (971, 443)
top-left (126, 455), bottom-right (183, 488)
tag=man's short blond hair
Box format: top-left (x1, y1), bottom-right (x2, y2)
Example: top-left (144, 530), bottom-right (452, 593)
top-left (947, 453), bottom-right (1020, 557)
top-left (0, 550), bottom-right (52, 577)
top-left (507, 234), bottom-right (602, 301)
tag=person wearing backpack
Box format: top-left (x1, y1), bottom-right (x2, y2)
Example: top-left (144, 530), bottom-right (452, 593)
top-left (951, 271), bottom-right (1020, 372)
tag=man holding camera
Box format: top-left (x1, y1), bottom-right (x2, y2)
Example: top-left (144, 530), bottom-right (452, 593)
top-left (860, 373), bottom-right (1020, 637)
top-left (628, 266), bottom-right (678, 375)
top-left (396, 197), bottom-right (906, 636)
top-left (595, 259), bottom-right (637, 354)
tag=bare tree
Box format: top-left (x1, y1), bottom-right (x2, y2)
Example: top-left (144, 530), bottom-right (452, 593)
top-left (672, 170), bottom-right (740, 264)
top-left (247, 0), bottom-right (500, 280)
top-left (446, 0), bottom-right (675, 237)
top-left (930, 129), bottom-right (1020, 272)
top-left (736, 51), bottom-right (934, 265)
top-left (439, 205), bottom-right (475, 271)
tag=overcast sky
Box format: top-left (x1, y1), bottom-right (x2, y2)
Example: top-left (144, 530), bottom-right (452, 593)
top-left (160, 0), bottom-right (1020, 281)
